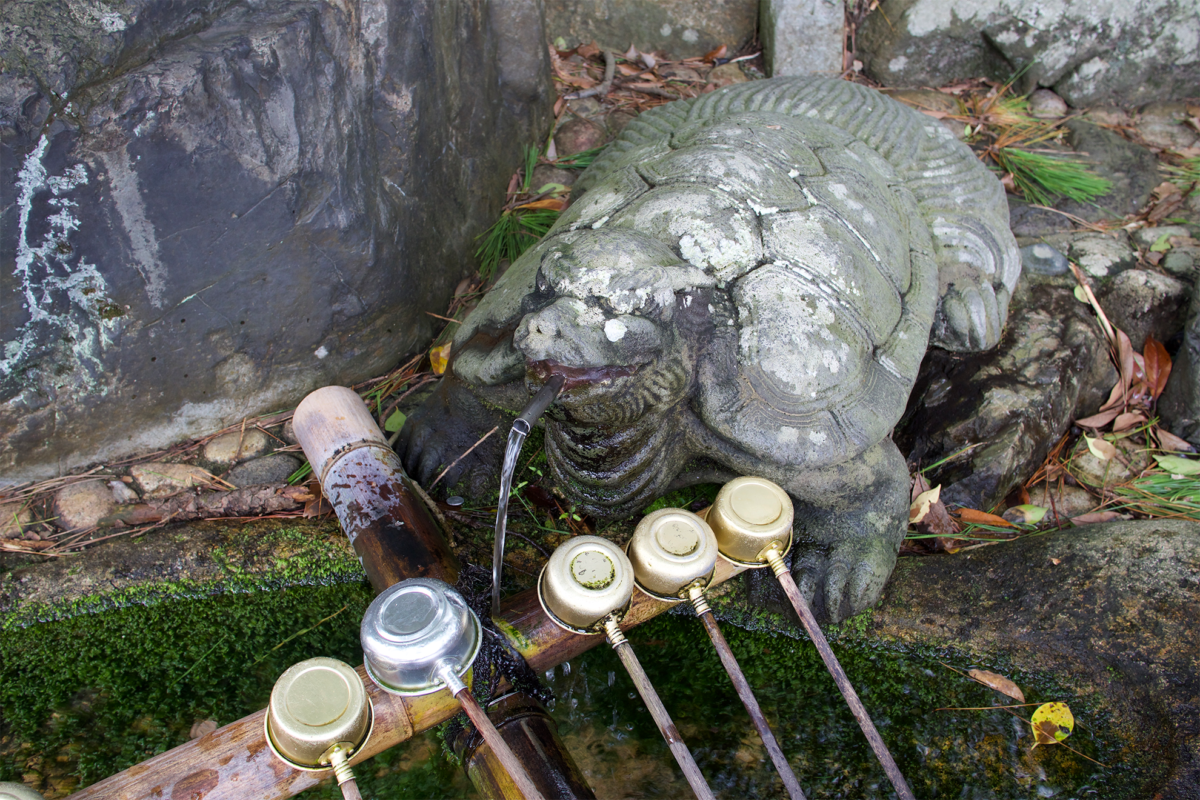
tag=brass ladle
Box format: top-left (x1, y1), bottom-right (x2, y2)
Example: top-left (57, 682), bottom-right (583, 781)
top-left (626, 508), bottom-right (808, 800)
top-left (538, 535), bottom-right (716, 800)
top-left (705, 477), bottom-right (915, 800)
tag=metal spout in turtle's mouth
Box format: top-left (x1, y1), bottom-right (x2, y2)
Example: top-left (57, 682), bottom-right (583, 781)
top-left (527, 359), bottom-right (639, 393)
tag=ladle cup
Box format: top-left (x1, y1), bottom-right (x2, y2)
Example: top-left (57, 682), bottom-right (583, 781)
top-left (705, 477), bottom-right (916, 800)
top-left (627, 508), bottom-right (807, 800)
top-left (361, 578), bottom-right (546, 800)
top-left (265, 657), bottom-right (372, 800)
top-left (538, 535), bottom-right (716, 800)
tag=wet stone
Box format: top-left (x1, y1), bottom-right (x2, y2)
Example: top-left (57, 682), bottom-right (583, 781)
top-left (1098, 269), bottom-right (1189, 352)
top-left (130, 463), bottom-right (212, 499)
top-left (202, 429), bottom-right (270, 465)
top-left (221, 454), bottom-right (301, 488)
top-left (52, 480), bottom-right (117, 531)
top-left (1019, 243), bottom-right (1069, 276)
top-left (1069, 232), bottom-right (1137, 279)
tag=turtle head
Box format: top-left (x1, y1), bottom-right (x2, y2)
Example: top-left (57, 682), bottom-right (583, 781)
top-left (514, 229), bottom-right (715, 422)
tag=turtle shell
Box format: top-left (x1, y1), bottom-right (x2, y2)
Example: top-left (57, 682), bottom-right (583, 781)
top-left (548, 111), bottom-right (935, 467)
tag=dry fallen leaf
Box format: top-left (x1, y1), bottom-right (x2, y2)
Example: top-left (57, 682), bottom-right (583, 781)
top-left (909, 483), bottom-right (941, 523)
top-left (1084, 435), bottom-right (1118, 461)
top-left (955, 508), bottom-right (1016, 528)
top-left (968, 669), bottom-right (1026, 703)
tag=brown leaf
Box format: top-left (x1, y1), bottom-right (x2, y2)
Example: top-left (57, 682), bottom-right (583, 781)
top-left (576, 42), bottom-right (601, 59)
top-left (1144, 336), bottom-right (1172, 399)
top-left (1076, 407), bottom-right (1121, 428)
top-left (955, 508), bottom-right (1016, 528)
top-left (1156, 428), bottom-right (1195, 452)
top-left (1116, 328), bottom-right (1136, 399)
top-left (968, 669), bottom-right (1026, 703)
top-left (1033, 720), bottom-right (1062, 746)
top-left (1112, 411), bottom-right (1148, 432)
top-left (701, 44), bottom-right (728, 63)
top-left (1070, 510), bottom-right (1126, 525)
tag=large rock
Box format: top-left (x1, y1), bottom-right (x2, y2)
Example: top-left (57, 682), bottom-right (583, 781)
top-left (857, 0), bottom-right (1200, 106)
top-left (544, 0), bottom-right (757, 57)
top-left (870, 520), bottom-right (1200, 799)
top-left (898, 271), bottom-right (1114, 511)
top-left (0, 0), bottom-right (554, 482)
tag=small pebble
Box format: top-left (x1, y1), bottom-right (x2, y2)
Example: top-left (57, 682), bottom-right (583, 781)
top-left (222, 454), bottom-right (301, 488)
top-left (203, 428), bottom-right (270, 465)
top-left (1027, 89), bottom-right (1068, 119)
top-left (131, 462), bottom-right (212, 499)
top-left (1132, 225), bottom-right (1191, 249)
top-left (1020, 243), bottom-right (1069, 276)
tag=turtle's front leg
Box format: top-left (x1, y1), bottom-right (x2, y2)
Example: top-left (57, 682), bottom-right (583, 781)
top-left (753, 439), bottom-right (910, 624)
top-left (396, 373), bottom-right (517, 495)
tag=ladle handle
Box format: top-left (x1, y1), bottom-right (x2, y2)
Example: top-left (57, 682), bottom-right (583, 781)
top-left (691, 594), bottom-right (807, 800)
top-left (442, 667), bottom-right (546, 800)
top-left (605, 618), bottom-right (717, 800)
top-left (766, 552), bottom-right (915, 800)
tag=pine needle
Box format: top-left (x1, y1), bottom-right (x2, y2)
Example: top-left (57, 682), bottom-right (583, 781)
top-left (475, 208), bottom-right (559, 282)
top-left (993, 148), bottom-right (1112, 206)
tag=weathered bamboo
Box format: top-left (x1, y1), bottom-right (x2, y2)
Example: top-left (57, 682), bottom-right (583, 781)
top-left (292, 385), bottom-right (459, 589)
top-left (450, 692), bottom-right (597, 800)
top-left (69, 558), bottom-right (747, 799)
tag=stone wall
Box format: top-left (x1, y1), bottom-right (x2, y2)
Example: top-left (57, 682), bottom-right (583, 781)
top-left (0, 0), bottom-right (554, 481)
top-left (858, 0), bottom-right (1200, 106)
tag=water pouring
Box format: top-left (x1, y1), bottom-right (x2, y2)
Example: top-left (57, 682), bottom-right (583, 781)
top-left (361, 577), bottom-right (547, 800)
top-left (538, 535), bottom-right (717, 800)
top-left (706, 477), bottom-right (916, 800)
top-left (493, 374), bottom-right (564, 616)
top-left (627, 508), bottom-right (808, 800)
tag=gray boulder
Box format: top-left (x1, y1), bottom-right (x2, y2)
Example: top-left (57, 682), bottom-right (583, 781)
top-left (0, 0), bottom-right (553, 482)
top-left (858, 0), bottom-right (1200, 106)
top-left (899, 271), bottom-right (1115, 512)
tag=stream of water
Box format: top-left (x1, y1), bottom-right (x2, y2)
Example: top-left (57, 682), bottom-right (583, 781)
top-left (492, 421), bottom-right (529, 616)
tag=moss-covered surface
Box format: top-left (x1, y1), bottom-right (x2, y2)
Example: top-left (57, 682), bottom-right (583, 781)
top-left (1, 575), bottom-right (1147, 799)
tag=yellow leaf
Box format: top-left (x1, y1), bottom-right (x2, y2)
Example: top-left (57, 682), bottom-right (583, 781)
top-left (1030, 702), bottom-right (1074, 746)
top-left (909, 484), bottom-right (941, 523)
top-left (968, 669), bottom-right (1026, 703)
top-left (1085, 435), bottom-right (1117, 461)
top-left (430, 343), bottom-right (451, 375)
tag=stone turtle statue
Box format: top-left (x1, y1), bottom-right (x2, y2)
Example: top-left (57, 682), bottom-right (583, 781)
top-left (399, 77), bottom-right (1020, 622)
